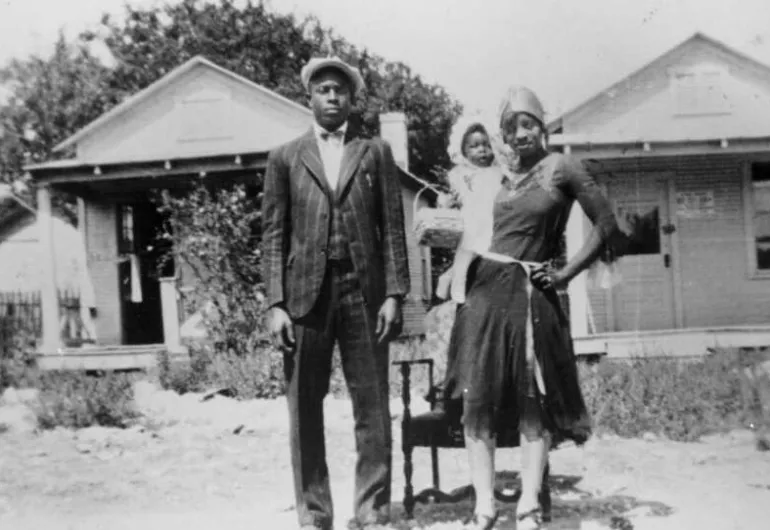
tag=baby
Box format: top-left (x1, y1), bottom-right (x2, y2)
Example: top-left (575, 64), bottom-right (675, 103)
top-left (436, 115), bottom-right (506, 303)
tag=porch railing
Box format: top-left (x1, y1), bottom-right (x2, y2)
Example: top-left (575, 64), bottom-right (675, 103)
top-left (0, 289), bottom-right (83, 356)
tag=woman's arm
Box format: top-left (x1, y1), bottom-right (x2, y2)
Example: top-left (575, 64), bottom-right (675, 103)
top-left (551, 156), bottom-right (618, 287)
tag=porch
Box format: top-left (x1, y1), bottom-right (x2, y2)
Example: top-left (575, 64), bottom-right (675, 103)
top-left (26, 152), bottom-right (267, 371)
top-left (554, 135), bottom-right (770, 360)
top-left (573, 324), bottom-right (770, 359)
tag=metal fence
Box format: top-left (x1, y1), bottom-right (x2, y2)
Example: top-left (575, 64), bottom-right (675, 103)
top-left (0, 289), bottom-right (81, 356)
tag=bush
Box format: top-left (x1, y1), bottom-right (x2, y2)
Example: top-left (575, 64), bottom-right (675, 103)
top-left (157, 343), bottom-right (285, 399)
top-left (155, 184), bottom-right (267, 358)
top-left (0, 320), bottom-right (38, 392)
top-left (579, 352), bottom-right (757, 442)
top-left (33, 370), bottom-right (141, 430)
top-left (155, 337), bottom-right (432, 401)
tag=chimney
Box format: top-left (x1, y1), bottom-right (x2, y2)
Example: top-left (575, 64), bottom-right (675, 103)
top-left (379, 112), bottom-right (409, 171)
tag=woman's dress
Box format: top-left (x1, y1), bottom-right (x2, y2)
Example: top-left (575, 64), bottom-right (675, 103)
top-left (443, 152), bottom-right (618, 445)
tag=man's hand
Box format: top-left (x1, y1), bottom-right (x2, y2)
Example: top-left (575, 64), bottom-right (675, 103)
top-left (376, 296), bottom-right (403, 344)
top-left (268, 306), bottom-right (295, 351)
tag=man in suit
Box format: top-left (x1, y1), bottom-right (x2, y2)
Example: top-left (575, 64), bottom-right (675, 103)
top-left (261, 57), bottom-right (411, 530)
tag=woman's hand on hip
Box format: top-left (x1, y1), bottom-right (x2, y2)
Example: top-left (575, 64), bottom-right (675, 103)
top-left (530, 263), bottom-right (568, 291)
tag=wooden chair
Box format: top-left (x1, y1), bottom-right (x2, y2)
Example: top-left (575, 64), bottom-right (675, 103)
top-left (392, 359), bottom-right (552, 520)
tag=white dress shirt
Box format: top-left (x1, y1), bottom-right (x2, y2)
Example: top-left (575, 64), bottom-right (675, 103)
top-left (314, 122), bottom-right (347, 191)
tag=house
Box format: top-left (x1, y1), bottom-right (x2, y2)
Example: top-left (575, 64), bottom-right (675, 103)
top-left (0, 185), bottom-right (96, 346)
top-left (0, 185), bottom-right (84, 293)
top-left (549, 32), bottom-right (770, 357)
top-left (24, 56), bottom-right (435, 370)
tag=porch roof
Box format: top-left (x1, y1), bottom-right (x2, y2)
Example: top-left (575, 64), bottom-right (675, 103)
top-left (551, 131), bottom-right (770, 158)
top-left (24, 150), bottom-right (434, 199)
top-left (24, 151), bottom-right (268, 197)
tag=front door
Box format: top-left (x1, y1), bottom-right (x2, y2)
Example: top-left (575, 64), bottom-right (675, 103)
top-left (607, 173), bottom-right (678, 332)
top-left (117, 201), bottom-right (171, 345)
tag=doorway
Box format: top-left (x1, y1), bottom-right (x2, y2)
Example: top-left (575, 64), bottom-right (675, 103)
top-left (607, 173), bottom-right (679, 332)
top-left (117, 201), bottom-right (173, 345)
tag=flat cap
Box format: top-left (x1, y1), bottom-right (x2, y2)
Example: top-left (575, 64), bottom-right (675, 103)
top-left (301, 56), bottom-right (365, 97)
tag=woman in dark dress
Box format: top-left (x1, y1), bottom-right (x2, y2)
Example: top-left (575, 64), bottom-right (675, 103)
top-left (443, 86), bottom-right (619, 530)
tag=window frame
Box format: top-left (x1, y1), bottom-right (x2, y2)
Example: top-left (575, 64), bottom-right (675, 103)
top-left (743, 161), bottom-right (770, 279)
top-left (117, 204), bottom-right (135, 255)
top-left (420, 244), bottom-right (432, 303)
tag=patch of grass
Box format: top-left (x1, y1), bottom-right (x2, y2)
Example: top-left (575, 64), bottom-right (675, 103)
top-left (156, 342), bottom-right (285, 399)
top-left (579, 351), bottom-right (766, 442)
top-left (155, 331), bottom-right (770, 444)
top-left (1, 365), bottom-right (141, 430)
top-left (155, 336), bottom-right (438, 401)
top-left (33, 370), bottom-right (141, 430)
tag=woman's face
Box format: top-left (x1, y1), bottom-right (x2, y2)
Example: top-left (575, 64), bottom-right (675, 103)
top-left (502, 112), bottom-right (544, 158)
top-left (463, 131), bottom-right (494, 168)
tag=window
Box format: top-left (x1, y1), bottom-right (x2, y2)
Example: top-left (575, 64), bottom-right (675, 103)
top-left (749, 163), bottom-right (770, 273)
top-left (420, 246), bottom-right (432, 303)
top-left (615, 203), bottom-right (661, 256)
top-left (671, 67), bottom-right (730, 116)
top-left (118, 205), bottom-right (134, 254)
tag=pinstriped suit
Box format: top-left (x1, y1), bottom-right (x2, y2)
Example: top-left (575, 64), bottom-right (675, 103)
top-left (261, 126), bottom-right (410, 528)
top-left (263, 128), bottom-right (410, 317)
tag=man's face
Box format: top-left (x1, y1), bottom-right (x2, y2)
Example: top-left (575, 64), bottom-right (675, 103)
top-left (308, 68), bottom-right (353, 131)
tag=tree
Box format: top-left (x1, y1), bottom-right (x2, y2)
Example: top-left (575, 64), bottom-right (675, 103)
top-left (0, 34), bottom-right (118, 219)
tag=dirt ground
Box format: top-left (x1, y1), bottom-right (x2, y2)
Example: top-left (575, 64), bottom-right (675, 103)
top-left (1, 382), bottom-right (770, 530)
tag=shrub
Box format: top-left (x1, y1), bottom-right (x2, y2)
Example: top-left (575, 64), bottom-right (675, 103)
top-left (155, 183), bottom-right (267, 358)
top-left (2, 321), bottom-right (141, 430)
top-left (0, 319), bottom-right (38, 392)
top-left (579, 352), bottom-right (754, 442)
top-left (33, 370), bottom-right (141, 430)
top-left (157, 343), bottom-right (285, 399)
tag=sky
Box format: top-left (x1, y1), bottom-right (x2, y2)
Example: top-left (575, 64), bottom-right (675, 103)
top-left (2, 0), bottom-right (770, 121)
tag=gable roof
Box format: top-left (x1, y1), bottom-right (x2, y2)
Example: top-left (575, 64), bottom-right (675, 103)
top-left (0, 184), bottom-right (35, 231)
top-left (54, 55), bottom-right (312, 153)
top-left (548, 32), bottom-right (770, 133)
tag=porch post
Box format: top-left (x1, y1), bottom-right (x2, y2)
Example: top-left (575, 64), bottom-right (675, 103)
top-left (159, 277), bottom-right (182, 353)
top-left (566, 204), bottom-right (590, 337)
top-left (37, 185), bottom-right (60, 353)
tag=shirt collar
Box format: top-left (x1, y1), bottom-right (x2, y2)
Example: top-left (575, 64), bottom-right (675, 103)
top-left (314, 121), bottom-right (348, 141)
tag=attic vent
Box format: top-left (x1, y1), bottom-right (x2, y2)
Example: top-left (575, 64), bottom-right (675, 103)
top-left (671, 66), bottom-right (731, 116)
top-left (176, 87), bottom-right (234, 143)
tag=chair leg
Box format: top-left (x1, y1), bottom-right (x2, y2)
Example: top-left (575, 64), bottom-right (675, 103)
top-left (398, 362), bottom-right (416, 519)
top-left (539, 462), bottom-right (552, 522)
top-left (403, 443), bottom-right (415, 519)
top-left (430, 445), bottom-right (440, 490)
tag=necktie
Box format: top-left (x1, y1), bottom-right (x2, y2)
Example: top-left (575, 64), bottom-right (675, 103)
top-left (320, 129), bottom-right (344, 142)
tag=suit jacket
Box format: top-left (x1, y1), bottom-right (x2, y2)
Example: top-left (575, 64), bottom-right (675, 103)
top-left (261, 127), bottom-right (411, 319)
